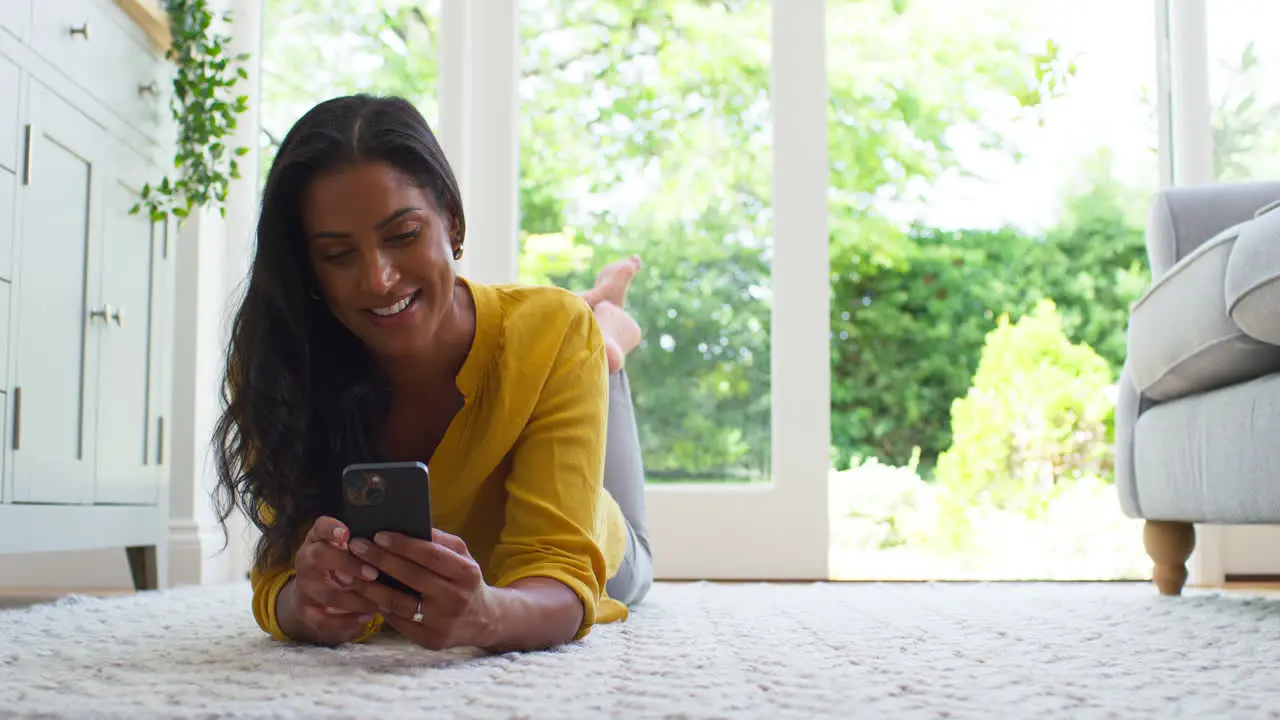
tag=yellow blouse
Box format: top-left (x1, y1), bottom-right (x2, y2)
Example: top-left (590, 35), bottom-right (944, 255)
top-left (250, 278), bottom-right (630, 643)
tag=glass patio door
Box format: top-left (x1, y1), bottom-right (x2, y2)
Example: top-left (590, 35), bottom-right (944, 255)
top-left (444, 0), bottom-right (831, 580)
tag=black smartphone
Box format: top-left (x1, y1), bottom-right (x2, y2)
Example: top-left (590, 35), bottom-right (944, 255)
top-left (339, 461), bottom-right (433, 595)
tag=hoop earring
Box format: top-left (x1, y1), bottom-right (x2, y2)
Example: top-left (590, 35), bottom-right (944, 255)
top-left (453, 245), bottom-right (464, 261)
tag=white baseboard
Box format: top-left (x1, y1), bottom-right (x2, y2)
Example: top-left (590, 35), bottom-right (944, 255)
top-left (1221, 524), bottom-right (1280, 576)
top-left (167, 518), bottom-right (251, 586)
top-left (0, 549), bottom-right (134, 590)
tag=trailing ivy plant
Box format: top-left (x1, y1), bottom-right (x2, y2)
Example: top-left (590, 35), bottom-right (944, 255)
top-left (131, 0), bottom-right (251, 223)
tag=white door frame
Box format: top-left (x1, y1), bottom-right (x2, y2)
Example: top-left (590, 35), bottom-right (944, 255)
top-left (643, 0), bottom-right (831, 581)
top-left (442, 0), bottom-right (832, 581)
top-left (1161, 0), bottom-right (1228, 587)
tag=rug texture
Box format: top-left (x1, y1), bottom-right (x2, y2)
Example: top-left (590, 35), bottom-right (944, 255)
top-left (0, 581), bottom-right (1277, 719)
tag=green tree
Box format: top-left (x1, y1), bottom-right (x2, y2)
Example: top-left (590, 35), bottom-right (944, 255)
top-left (519, 0), bottom-right (1068, 478)
top-left (260, 0), bottom-right (1073, 477)
top-left (934, 300), bottom-right (1114, 528)
top-left (830, 224), bottom-right (1040, 470)
top-left (1022, 149), bottom-right (1149, 371)
top-left (259, 0), bottom-right (441, 174)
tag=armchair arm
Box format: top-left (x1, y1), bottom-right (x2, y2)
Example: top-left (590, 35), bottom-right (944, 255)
top-left (1113, 363), bottom-right (1144, 519)
top-left (1145, 181), bottom-right (1280, 279)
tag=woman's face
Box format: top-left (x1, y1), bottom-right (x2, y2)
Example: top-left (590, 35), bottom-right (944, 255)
top-left (302, 161), bottom-right (457, 360)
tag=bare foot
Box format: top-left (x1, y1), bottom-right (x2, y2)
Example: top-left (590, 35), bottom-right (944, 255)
top-left (582, 255), bottom-right (642, 309)
top-left (594, 300), bottom-right (642, 374)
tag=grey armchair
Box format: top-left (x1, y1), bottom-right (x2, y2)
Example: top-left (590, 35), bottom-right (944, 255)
top-left (1117, 180), bottom-right (1280, 594)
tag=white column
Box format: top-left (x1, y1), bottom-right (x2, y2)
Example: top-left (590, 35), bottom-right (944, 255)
top-left (224, 0), bottom-right (262, 292)
top-left (770, 0), bottom-right (830, 580)
top-left (438, 0), bottom-right (472, 276)
top-left (167, 0), bottom-right (263, 587)
top-left (167, 207), bottom-right (229, 586)
top-left (221, 0), bottom-right (264, 582)
top-left (1154, 0), bottom-right (1174, 188)
top-left (1168, 0), bottom-right (1213, 185)
top-left (1164, 0), bottom-right (1224, 588)
top-left (459, 0), bottom-right (519, 284)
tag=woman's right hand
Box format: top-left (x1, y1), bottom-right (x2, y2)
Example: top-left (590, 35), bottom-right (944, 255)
top-left (278, 516), bottom-right (383, 645)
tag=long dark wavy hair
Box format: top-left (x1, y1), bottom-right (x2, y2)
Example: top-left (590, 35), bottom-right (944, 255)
top-left (212, 95), bottom-right (466, 571)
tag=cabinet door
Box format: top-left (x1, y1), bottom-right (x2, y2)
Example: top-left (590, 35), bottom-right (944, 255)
top-left (0, 167), bottom-right (14, 285)
top-left (11, 80), bottom-right (102, 504)
top-left (92, 143), bottom-right (158, 505)
top-left (0, 52), bottom-right (19, 175)
top-left (0, 0), bottom-right (29, 41)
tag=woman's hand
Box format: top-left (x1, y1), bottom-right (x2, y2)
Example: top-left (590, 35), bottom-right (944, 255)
top-left (278, 516), bottom-right (383, 645)
top-left (349, 529), bottom-right (498, 651)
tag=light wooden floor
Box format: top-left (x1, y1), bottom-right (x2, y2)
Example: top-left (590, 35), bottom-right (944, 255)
top-left (0, 587), bottom-right (135, 609)
top-left (1219, 582), bottom-right (1280, 597)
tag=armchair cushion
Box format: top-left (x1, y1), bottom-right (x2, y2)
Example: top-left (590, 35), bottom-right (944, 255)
top-left (1226, 200), bottom-right (1280, 344)
top-left (1128, 221), bottom-right (1280, 401)
top-left (1133, 371), bottom-right (1280, 523)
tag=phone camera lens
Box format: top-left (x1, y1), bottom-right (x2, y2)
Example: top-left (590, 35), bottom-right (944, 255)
top-left (365, 487), bottom-right (385, 505)
top-left (343, 475), bottom-right (364, 504)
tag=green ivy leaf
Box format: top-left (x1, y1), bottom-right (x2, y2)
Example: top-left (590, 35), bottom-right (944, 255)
top-left (143, 0), bottom-right (250, 226)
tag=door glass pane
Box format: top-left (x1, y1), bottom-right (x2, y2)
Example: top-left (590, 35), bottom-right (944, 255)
top-left (518, 0), bottom-right (773, 485)
top-left (259, 0), bottom-right (441, 179)
top-left (827, 0), bottom-right (1156, 580)
top-left (1208, 1), bottom-right (1280, 181)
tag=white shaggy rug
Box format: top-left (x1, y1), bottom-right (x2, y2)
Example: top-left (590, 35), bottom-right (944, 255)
top-left (1, 581), bottom-right (1278, 719)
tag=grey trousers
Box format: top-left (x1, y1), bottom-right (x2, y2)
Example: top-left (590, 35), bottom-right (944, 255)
top-left (601, 370), bottom-right (654, 606)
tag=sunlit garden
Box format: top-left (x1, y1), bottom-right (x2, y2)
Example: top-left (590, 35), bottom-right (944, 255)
top-left (261, 0), bottom-right (1277, 581)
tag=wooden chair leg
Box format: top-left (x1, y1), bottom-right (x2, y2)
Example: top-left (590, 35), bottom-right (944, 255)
top-left (1143, 520), bottom-right (1196, 595)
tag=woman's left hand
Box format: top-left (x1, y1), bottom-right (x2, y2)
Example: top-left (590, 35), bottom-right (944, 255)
top-left (348, 529), bottom-right (498, 650)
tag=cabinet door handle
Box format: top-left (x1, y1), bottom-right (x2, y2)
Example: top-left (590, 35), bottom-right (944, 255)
top-left (69, 23), bottom-right (90, 40)
top-left (111, 306), bottom-right (125, 328)
top-left (21, 124), bottom-right (32, 186)
top-left (89, 303), bottom-right (114, 323)
top-left (12, 387), bottom-right (21, 451)
top-left (137, 81), bottom-right (159, 97)
top-left (156, 416), bottom-right (164, 464)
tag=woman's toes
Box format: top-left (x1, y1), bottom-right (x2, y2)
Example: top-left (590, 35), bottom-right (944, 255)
top-left (604, 339), bottom-right (625, 374)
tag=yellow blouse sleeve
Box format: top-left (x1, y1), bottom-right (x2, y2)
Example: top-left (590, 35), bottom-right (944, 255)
top-left (488, 307), bottom-right (611, 641)
top-left (250, 562), bottom-right (297, 641)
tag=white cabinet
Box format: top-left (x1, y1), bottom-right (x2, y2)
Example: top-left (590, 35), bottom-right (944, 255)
top-left (0, 0), bottom-right (175, 590)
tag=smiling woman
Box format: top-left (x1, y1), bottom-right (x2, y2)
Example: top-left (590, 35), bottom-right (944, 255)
top-left (302, 162), bottom-right (467, 364)
top-left (211, 94), bottom-right (653, 651)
